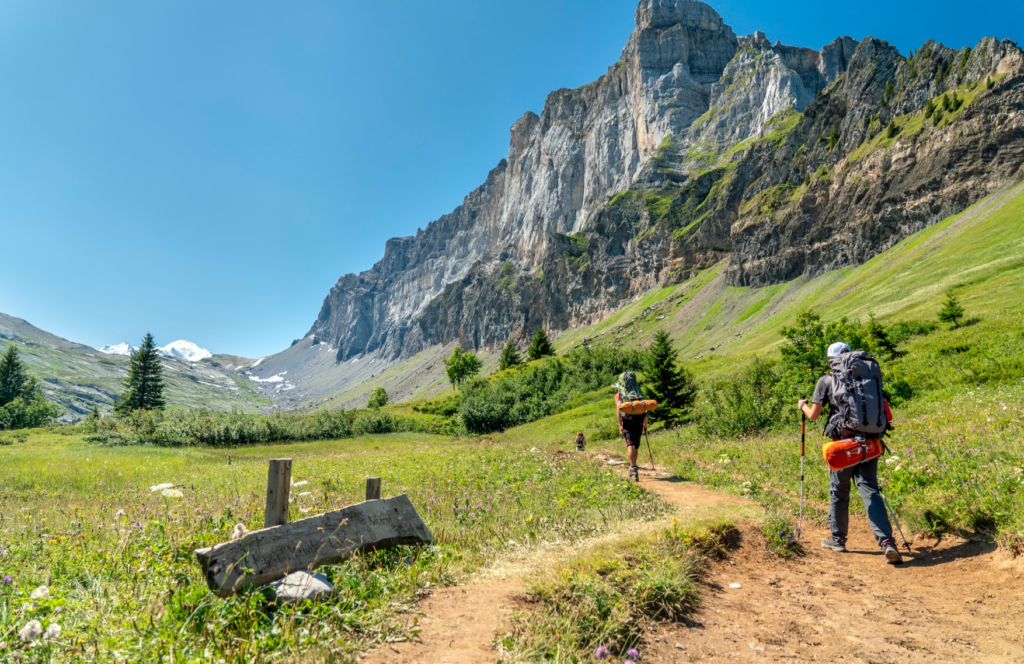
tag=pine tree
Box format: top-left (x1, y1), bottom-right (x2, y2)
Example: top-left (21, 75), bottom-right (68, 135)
top-left (526, 329), bottom-right (555, 361)
top-left (498, 340), bottom-right (522, 371)
top-left (644, 331), bottom-right (697, 425)
top-left (0, 345), bottom-right (31, 407)
top-left (938, 290), bottom-right (965, 329)
top-left (885, 120), bottom-right (900, 139)
top-left (115, 333), bottom-right (166, 415)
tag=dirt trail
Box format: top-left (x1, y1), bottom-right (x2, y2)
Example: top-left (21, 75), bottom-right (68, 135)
top-left (362, 464), bottom-right (1024, 663)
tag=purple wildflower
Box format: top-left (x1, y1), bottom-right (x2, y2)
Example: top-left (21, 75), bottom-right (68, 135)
top-left (2, 575), bottom-right (11, 585)
top-left (595, 645), bottom-right (610, 659)
top-left (627, 647), bottom-right (640, 659)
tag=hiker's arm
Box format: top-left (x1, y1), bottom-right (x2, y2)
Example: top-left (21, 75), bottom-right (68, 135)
top-left (616, 407), bottom-right (624, 433)
top-left (643, 414), bottom-right (648, 432)
top-left (798, 399), bottom-right (823, 421)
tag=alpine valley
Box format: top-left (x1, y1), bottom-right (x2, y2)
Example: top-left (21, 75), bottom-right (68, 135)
top-left (7, 0), bottom-right (1023, 417)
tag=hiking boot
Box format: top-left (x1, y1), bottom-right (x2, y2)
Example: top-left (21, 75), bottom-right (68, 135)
top-left (883, 543), bottom-right (903, 565)
top-left (821, 537), bottom-right (847, 552)
top-left (576, 445), bottom-right (585, 452)
top-left (628, 466), bottom-right (639, 482)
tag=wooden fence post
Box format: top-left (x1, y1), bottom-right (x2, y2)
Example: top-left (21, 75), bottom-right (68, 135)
top-left (365, 477), bottom-right (382, 501)
top-left (264, 459), bottom-right (292, 528)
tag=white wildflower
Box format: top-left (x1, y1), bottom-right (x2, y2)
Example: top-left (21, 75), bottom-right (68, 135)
top-left (18, 620), bottom-right (42, 642)
top-left (150, 483), bottom-right (174, 493)
top-left (885, 456), bottom-right (900, 465)
top-left (43, 623), bottom-right (61, 641)
top-left (895, 465), bottom-right (903, 472)
top-left (299, 508), bottom-right (310, 514)
top-left (230, 524), bottom-right (249, 541)
top-left (29, 586), bottom-right (49, 600)
top-left (161, 488), bottom-right (183, 498)
top-left (298, 492), bottom-right (311, 497)
top-left (530, 447), bottom-right (539, 453)
top-left (114, 509), bottom-right (125, 518)
top-left (292, 480), bottom-right (309, 487)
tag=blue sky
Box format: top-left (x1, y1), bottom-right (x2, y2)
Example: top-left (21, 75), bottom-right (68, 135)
top-left (1, 0), bottom-right (1019, 358)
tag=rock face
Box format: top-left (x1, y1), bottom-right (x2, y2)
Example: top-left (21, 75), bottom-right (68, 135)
top-left (258, 0), bottom-right (1024, 401)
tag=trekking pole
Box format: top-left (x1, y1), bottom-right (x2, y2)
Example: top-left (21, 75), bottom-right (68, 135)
top-left (880, 490), bottom-right (912, 552)
top-left (798, 404), bottom-right (806, 540)
top-left (644, 429), bottom-right (655, 470)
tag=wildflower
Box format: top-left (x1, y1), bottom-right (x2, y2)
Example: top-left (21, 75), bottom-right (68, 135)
top-left (114, 509), bottom-right (125, 518)
top-left (298, 492), bottom-right (312, 497)
top-left (2, 575), bottom-right (12, 585)
top-left (18, 620), bottom-right (42, 642)
top-left (885, 456), bottom-right (900, 465)
top-left (150, 483), bottom-right (174, 493)
top-left (231, 524), bottom-right (249, 541)
top-left (43, 623), bottom-right (61, 641)
top-left (161, 488), bottom-right (183, 498)
top-left (627, 648), bottom-right (640, 659)
top-left (293, 480), bottom-right (309, 487)
top-left (30, 586), bottom-right (49, 600)
top-left (595, 645), bottom-right (610, 659)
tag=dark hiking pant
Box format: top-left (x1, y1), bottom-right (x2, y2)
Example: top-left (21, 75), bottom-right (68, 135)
top-left (829, 458), bottom-right (895, 548)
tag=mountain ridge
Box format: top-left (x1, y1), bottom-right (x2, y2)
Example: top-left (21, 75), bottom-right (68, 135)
top-left (243, 0), bottom-right (1024, 409)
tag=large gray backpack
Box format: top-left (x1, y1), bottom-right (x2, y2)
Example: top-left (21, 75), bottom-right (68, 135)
top-left (617, 372), bottom-right (645, 422)
top-left (827, 351), bottom-right (887, 437)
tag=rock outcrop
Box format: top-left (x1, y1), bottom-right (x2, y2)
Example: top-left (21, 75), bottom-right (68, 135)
top-left (253, 0), bottom-right (1024, 404)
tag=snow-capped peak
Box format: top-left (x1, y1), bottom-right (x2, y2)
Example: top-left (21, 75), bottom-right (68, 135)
top-left (158, 340), bottom-right (212, 363)
top-left (99, 342), bottom-right (135, 356)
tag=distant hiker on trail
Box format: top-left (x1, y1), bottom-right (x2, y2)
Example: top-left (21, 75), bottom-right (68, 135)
top-left (574, 431), bottom-right (586, 452)
top-left (615, 372), bottom-right (649, 482)
top-left (798, 342), bottom-right (903, 565)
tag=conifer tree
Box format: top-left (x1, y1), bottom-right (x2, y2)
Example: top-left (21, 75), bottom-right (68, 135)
top-left (0, 345), bottom-right (59, 429)
top-left (526, 329), bottom-right (555, 361)
top-left (498, 340), bottom-right (522, 371)
top-left (644, 331), bottom-right (697, 425)
top-left (938, 290), bottom-right (965, 329)
top-left (0, 345), bottom-right (31, 407)
top-left (115, 333), bottom-right (166, 415)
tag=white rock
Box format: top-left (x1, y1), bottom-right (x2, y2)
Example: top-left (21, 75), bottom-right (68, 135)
top-left (729, 583), bottom-right (743, 589)
top-left (269, 571), bottom-right (333, 603)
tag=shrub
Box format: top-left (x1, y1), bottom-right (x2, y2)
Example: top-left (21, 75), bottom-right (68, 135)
top-left (444, 346), bottom-right (482, 389)
top-left (761, 513), bottom-right (804, 558)
top-left (527, 329), bottom-right (555, 361)
top-left (696, 357), bottom-right (789, 438)
top-left (885, 120), bottom-right (900, 139)
top-left (367, 386), bottom-right (389, 409)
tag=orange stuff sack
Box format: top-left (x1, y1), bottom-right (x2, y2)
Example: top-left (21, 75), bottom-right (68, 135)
top-left (821, 438), bottom-right (884, 471)
top-left (617, 399), bottom-right (658, 416)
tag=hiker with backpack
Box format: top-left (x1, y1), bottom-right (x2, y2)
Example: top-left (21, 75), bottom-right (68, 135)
top-left (615, 372), bottom-right (650, 482)
top-left (798, 342), bottom-right (903, 565)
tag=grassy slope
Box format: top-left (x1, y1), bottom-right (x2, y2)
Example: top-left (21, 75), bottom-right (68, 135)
top-left (0, 429), bottom-right (663, 662)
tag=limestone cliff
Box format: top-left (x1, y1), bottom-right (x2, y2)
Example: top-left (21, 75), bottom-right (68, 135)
top-left (252, 0), bottom-right (1024, 406)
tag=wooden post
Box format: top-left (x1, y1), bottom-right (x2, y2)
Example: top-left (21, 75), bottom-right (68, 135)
top-left (365, 477), bottom-right (382, 501)
top-left (264, 459), bottom-right (292, 528)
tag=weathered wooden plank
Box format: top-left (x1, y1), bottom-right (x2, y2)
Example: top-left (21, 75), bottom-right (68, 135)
top-left (195, 494), bottom-right (432, 597)
top-left (264, 458), bottom-right (292, 528)
top-left (365, 477), bottom-right (382, 501)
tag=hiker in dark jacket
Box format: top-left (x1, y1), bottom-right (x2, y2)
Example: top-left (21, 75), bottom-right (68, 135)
top-left (798, 342), bottom-right (903, 565)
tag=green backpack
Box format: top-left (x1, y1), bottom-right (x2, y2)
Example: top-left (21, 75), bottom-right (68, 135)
top-left (617, 372), bottom-right (645, 420)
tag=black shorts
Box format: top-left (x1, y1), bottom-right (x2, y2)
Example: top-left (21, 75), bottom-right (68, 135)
top-left (622, 417), bottom-right (644, 447)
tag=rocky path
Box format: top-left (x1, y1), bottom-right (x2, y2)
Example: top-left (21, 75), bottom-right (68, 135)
top-left (362, 465), bottom-right (1024, 663)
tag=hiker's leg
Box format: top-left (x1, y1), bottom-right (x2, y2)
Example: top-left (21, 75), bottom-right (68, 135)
top-left (829, 467), bottom-right (854, 542)
top-left (627, 445), bottom-right (638, 467)
top-left (853, 459), bottom-right (895, 547)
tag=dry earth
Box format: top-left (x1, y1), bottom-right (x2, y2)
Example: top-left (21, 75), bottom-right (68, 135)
top-left (362, 462), bottom-right (1024, 663)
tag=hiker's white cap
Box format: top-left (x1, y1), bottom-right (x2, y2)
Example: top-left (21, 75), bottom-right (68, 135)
top-left (827, 342), bottom-right (851, 357)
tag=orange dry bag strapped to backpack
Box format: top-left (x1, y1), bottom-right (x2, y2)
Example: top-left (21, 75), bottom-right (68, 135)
top-left (821, 438), bottom-right (884, 471)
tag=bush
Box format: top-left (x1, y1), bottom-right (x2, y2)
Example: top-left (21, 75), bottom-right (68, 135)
top-left (459, 345), bottom-right (644, 434)
top-left (84, 407), bottom-right (438, 447)
top-left (696, 357), bottom-right (789, 438)
top-left (761, 513), bottom-right (804, 558)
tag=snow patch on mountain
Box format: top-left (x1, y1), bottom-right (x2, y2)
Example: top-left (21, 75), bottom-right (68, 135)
top-left (98, 340), bottom-right (213, 363)
top-left (98, 342), bottom-right (135, 356)
top-left (158, 340), bottom-right (213, 363)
